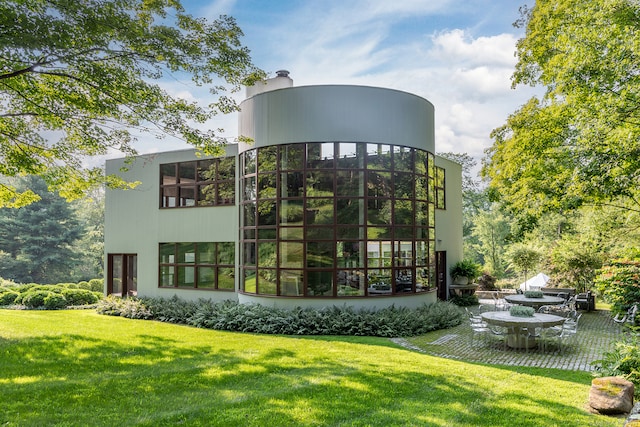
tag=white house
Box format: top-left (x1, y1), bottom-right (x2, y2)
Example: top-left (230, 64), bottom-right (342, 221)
top-left (104, 72), bottom-right (463, 309)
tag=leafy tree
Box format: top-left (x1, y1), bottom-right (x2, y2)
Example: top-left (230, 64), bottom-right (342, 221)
top-left (507, 244), bottom-right (542, 287)
top-left (0, 0), bottom-right (263, 207)
top-left (548, 238), bottom-right (602, 293)
top-left (0, 176), bottom-right (83, 283)
top-left (71, 188), bottom-right (105, 280)
top-left (470, 206), bottom-right (511, 277)
top-left (483, 0), bottom-right (640, 218)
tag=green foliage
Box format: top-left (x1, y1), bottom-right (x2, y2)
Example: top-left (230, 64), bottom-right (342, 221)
top-left (509, 305), bottom-right (535, 317)
top-left (0, 176), bottom-right (82, 283)
top-left (448, 294), bottom-right (479, 307)
top-left (484, 0), bottom-right (640, 217)
top-left (549, 238), bottom-right (602, 293)
top-left (592, 332), bottom-right (640, 398)
top-left (96, 296), bottom-right (465, 338)
top-left (0, 290), bottom-right (19, 305)
top-left (87, 278), bottom-right (104, 292)
top-left (1, 280), bottom-right (103, 308)
top-left (524, 290), bottom-right (544, 298)
top-left (594, 257), bottom-right (640, 315)
top-left (449, 259), bottom-right (482, 281)
top-left (61, 288), bottom-right (99, 306)
top-left (43, 293), bottom-right (67, 310)
top-left (0, 0), bottom-right (264, 206)
top-left (507, 244), bottom-right (542, 283)
top-left (20, 290), bottom-right (53, 308)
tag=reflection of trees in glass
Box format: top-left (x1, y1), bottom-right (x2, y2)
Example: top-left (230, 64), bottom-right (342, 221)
top-left (243, 150), bottom-right (256, 175)
top-left (257, 200), bottom-right (276, 225)
top-left (366, 143), bottom-right (391, 170)
top-left (241, 142), bottom-right (440, 297)
top-left (307, 241), bottom-right (334, 268)
top-left (307, 271), bottom-right (333, 296)
top-left (336, 199), bottom-right (364, 225)
top-left (279, 144), bottom-right (304, 170)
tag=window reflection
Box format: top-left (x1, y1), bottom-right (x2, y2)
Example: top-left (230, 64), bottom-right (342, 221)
top-left (159, 242), bottom-right (235, 291)
top-left (160, 158), bottom-right (235, 208)
top-left (240, 142), bottom-right (437, 297)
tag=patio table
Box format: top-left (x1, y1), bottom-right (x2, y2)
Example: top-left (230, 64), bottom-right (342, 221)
top-left (504, 294), bottom-right (564, 310)
top-left (481, 311), bottom-right (566, 349)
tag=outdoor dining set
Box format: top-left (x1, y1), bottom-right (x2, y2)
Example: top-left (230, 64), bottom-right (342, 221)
top-left (467, 291), bottom-right (582, 353)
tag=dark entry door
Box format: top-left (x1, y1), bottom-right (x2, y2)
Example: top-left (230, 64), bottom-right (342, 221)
top-left (107, 254), bottom-right (137, 296)
top-left (435, 251), bottom-right (447, 300)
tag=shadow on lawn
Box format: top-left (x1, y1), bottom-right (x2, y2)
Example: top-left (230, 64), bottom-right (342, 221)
top-left (0, 327), bottom-right (617, 427)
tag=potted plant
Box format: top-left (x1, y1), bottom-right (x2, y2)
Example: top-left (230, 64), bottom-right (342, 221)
top-left (450, 259), bottom-right (481, 285)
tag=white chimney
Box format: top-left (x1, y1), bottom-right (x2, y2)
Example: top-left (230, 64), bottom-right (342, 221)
top-left (246, 70), bottom-right (293, 98)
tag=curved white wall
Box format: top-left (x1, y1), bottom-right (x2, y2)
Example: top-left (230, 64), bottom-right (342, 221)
top-left (238, 85), bottom-right (435, 152)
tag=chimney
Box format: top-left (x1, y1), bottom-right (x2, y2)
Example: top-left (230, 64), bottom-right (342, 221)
top-left (246, 70), bottom-right (293, 98)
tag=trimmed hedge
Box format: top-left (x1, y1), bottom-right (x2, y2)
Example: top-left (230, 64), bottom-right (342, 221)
top-left (96, 295), bottom-right (465, 338)
top-left (0, 279), bottom-right (104, 309)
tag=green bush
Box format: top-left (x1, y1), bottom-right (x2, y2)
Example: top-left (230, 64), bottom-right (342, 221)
top-left (96, 295), bottom-right (152, 319)
top-left (61, 288), bottom-right (100, 306)
top-left (87, 278), bottom-right (104, 292)
top-left (524, 290), bottom-right (544, 298)
top-left (449, 294), bottom-right (479, 307)
top-left (21, 290), bottom-right (54, 308)
top-left (0, 290), bottom-right (20, 306)
top-left (96, 296), bottom-right (465, 337)
top-left (44, 293), bottom-right (68, 310)
top-left (592, 330), bottom-right (640, 398)
top-left (594, 257), bottom-right (640, 316)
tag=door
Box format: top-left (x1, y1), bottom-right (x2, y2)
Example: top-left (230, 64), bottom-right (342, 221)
top-left (435, 251), bottom-right (447, 300)
top-left (107, 254), bottom-right (138, 296)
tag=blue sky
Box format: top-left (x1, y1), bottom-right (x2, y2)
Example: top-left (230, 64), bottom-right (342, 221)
top-left (131, 0), bottom-right (539, 172)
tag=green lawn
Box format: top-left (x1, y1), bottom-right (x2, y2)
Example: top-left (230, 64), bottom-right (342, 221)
top-left (0, 310), bottom-right (622, 427)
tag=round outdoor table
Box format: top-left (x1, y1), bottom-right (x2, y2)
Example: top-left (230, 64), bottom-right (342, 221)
top-left (481, 311), bottom-right (566, 349)
top-left (504, 294), bottom-right (564, 309)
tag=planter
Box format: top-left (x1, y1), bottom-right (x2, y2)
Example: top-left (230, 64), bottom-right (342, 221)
top-left (454, 276), bottom-right (469, 285)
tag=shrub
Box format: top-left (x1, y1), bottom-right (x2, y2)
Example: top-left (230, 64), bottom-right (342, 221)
top-left (77, 281), bottom-right (90, 290)
top-left (449, 294), bottom-right (479, 307)
top-left (0, 290), bottom-right (20, 306)
top-left (592, 330), bottom-right (640, 398)
top-left (96, 296), bottom-right (465, 337)
top-left (21, 290), bottom-right (54, 308)
top-left (43, 293), bottom-right (67, 310)
top-left (594, 257), bottom-right (640, 316)
top-left (476, 273), bottom-right (498, 291)
top-left (96, 296), bottom-right (152, 319)
top-left (61, 288), bottom-right (100, 306)
top-left (87, 278), bottom-right (104, 292)
top-left (449, 260), bottom-right (482, 282)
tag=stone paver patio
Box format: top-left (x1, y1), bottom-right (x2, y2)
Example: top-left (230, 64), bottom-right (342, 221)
top-left (393, 304), bottom-right (625, 372)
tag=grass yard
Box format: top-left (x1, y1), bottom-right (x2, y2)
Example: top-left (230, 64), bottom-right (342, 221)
top-left (0, 310), bottom-right (623, 427)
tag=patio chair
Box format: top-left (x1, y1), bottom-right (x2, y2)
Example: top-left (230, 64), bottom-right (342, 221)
top-left (487, 324), bottom-right (512, 350)
top-left (492, 293), bottom-right (509, 311)
top-left (612, 304), bottom-right (638, 325)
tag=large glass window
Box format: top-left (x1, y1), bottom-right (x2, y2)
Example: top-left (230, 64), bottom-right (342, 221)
top-left (159, 242), bottom-right (235, 290)
top-left (160, 158), bottom-right (235, 208)
top-left (240, 142), bottom-right (436, 298)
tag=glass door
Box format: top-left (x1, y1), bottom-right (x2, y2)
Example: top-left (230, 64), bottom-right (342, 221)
top-left (107, 254), bottom-right (137, 296)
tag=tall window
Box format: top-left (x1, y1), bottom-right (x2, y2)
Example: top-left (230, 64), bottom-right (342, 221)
top-left (435, 166), bottom-right (446, 210)
top-left (160, 158), bottom-right (235, 208)
top-left (240, 142), bottom-right (437, 298)
top-left (159, 242), bottom-right (235, 290)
